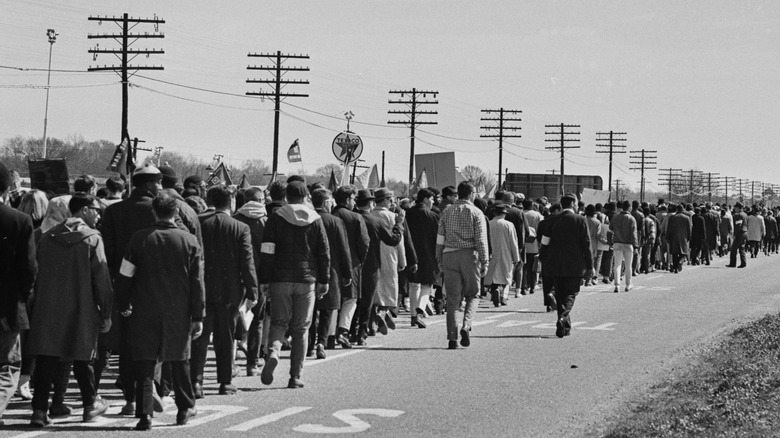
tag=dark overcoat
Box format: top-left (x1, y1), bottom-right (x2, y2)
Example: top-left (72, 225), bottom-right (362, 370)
top-left (116, 222), bottom-right (205, 361)
top-left (199, 210), bottom-right (258, 307)
top-left (0, 203), bottom-right (36, 332)
top-left (28, 218), bottom-right (112, 360)
top-left (691, 214), bottom-right (707, 245)
top-left (405, 203), bottom-right (439, 284)
top-left (318, 211), bottom-right (352, 309)
top-left (332, 205), bottom-right (370, 300)
top-left (666, 212), bottom-right (692, 255)
top-left (704, 210), bottom-right (720, 250)
top-left (539, 210), bottom-right (593, 278)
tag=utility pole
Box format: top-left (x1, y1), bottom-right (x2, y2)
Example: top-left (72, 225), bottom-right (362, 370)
top-left (751, 180), bottom-right (756, 204)
top-left (381, 151), bottom-right (386, 187)
top-left (88, 13), bottom-right (165, 142)
top-left (720, 176), bottom-right (730, 205)
top-left (683, 169), bottom-right (703, 204)
top-left (629, 149), bottom-right (657, 204)
top-left (615, 178), bottom-right (624, 202)
top-left (546, 169), bottom-right (558, 175)
top-left (480, 108), bottom-right (522, 187)
top-left (658, 168), bottom-right (682, 203)
top-left (42, 28), bottom-right (58, 158)
top-left (704, 172), bottom-right (720, 203)
top-left (388, 88), bottom-right (439, 191)
top-left (595, 131), bottom-right (627, 200)
top-left (544, 123), bottom-right (581, 196)
top-left (736, 178), bottom-right (746, 203)
top-left (246, 51), bottom-right (310, 176)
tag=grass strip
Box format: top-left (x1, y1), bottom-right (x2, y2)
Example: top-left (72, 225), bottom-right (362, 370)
top-left (602, 312), bottom-right (780, 437)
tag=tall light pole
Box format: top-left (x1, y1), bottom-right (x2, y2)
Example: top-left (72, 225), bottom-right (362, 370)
top-left (42, 28), bottom-right (58, 159)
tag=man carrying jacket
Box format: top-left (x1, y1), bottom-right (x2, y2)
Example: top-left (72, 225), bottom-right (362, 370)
top-left (259, 182), bottom-right (330, 389)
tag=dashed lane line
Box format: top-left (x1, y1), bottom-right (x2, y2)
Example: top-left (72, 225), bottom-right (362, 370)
top-left (304, 345), bottom-right (381, 367)
top-left (226, 407), bottom-right (312, 432)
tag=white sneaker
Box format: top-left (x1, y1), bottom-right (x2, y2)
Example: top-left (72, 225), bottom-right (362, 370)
top-left (17, 379), bottom-right (32, 400)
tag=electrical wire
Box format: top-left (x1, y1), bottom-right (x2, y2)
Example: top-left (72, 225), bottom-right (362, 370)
top-left (131, 83), bottom-right (272, 112)
top-left (0, 82), bottom-right (119, 89)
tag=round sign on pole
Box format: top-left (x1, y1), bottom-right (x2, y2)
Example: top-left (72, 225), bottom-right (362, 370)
top-left (332, 132), bottom-right (363, 164)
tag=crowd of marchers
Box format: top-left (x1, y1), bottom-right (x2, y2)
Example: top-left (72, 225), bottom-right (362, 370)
top-left (1, 160), bottom-right (776, 430)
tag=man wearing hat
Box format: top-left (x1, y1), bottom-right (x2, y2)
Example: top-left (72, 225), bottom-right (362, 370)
top-left (101, 164), bottom-right (166, 414)
top-left (486, 202), bottom-right (520, 307)
top-left (538, 193), bottom-right (594, 338)
top-left (371, 188), bottom-right (408, 333)
top-left (258, 181), bottom-right (329, 389)
top-left (727, 202), bottom-right (748, 268)
top-left (160, 166), bottom-right (203, 248)
top-left (355, 189), bottom-right (404, 345)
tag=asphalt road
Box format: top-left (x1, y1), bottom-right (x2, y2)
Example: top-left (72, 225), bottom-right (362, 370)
top-left (2, 252), bottom-right (778, 437)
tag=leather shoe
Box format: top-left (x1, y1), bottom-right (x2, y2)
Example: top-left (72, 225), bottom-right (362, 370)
top-left (219, 383), bottom-right (238, 395)
top-left (120, 401), bottom-right (135, 415)
top-left (176, 407), bottom-right (197, 426)
top-left (306, 348), bottom-right (315, 358)
top-left (326, 336), bottom-right (336, 350)
top-left (261, 351), bottom-right (278, 385)
top-left (336, 333), bottom-right (352, 349)
top-left (193, 382), bottom-right (204, 399)
top-left (415, 308), bottom-right (427, 318)
top-left (288, 377), bottom-right (304, 389)
top-left (448, 340), bottom-right (458, 350)
top-left (135, 415), bottom-right (152, 431)
top-left (316, 343), bottom-right (326, 359)
top-left (546, 305), bottom-right (555, 313)
top-left (460, 327), bottom-right (471, 347)
top-left (49, 402), bottom-right (72, 418)
top-left (372, 313), bottom-right (388, 335)
top-left (384, 311), bottom-right (396, 330)
top-left (738, 264), bottom-right (747, 268)
top-left (725, 264), bottom-right (736, 267)
top-left (83, 396), bottom-right (109, 422)
top-left (555, 319), bottom-right (565, 338)
top-left (412, 317), bottom-right (427, 329)
top-left (30, 409), bottom-right (50, 427)
top-left (247, 365), bottom-right (261, 377)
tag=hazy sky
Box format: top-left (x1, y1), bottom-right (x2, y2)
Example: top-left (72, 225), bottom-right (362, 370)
top-left (2, 0), bottom-right (779, 192)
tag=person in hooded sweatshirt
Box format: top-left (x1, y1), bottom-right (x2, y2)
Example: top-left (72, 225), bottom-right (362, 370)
top-left (27, 192), bottom-right (112, 427)
top-left (258, 181), bottom-right (330, 389)
top-left (232, 187), bottom-right (267, 376)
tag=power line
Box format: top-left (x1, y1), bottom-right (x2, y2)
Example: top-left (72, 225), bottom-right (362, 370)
top-left (480, 108), bottom-right (522, 187)
top-left (388, 88), bottom-right (438, 191)
top-left (545, 123), bottom-right (580, 195)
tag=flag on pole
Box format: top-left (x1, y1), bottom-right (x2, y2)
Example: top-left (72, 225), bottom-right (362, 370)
top-left (238, 173), bottom-right (251, 189)
top-left (107, 137), bottom-right (130, 177)
top-left (483, 181), bottom-right (497, 199)
top-left (354, 164), bottom-right (380, 190)
top-left (206, 162), bottom-right (233, 187)
top-left (410, 168), bottom-right (429, 195)
top-left (328, 169), bottom-right (339, 192)
top-left (287, 139), bottom-right (302, 163)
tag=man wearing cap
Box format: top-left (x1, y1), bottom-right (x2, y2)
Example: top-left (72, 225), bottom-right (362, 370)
top-left (101, 164), bottom-right (166, 414)
top-left (258, 181), bottom-right (329, 388)
top-left (371, 188), bottom-right (408, 332)
top-left (727, 202), bottom-right (748, 268)
top-left (159, 165), bottom-right (203, 248)
top-left (0, 162), bottom-right (37, 425)
top-left (191, 186), bottom-right (257, 396)
top-left (436, 182), bottom-right (489, 349)
top-left (439, 186), bottom-right (457, 212)
top-left (539, 193), bottom-right (594, 338)
top-left (354, 189), bottom-right (404, 345)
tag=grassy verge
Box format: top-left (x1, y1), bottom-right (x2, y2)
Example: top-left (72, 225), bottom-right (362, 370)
top-left (602, 312), bottom-right (780, 437)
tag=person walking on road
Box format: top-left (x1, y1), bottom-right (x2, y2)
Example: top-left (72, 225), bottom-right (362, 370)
top-left (727, 202), bottom-right (748, 268)
top-left (666, 204), bottom-right (693, 273)
top-left (538, 193), bottom-right (594, 338)
top-left (192, 186), bottom-right (258, 396)
top-left (259, 181), bottom-right (330, 389)
top-left (406, 188), bottom-right (440, 328)
top-left (115, 193), bottom-right (205, 430)
top-left (436, 182), bottom-right (489, 349)
top-left (486, 202), bottom-right (520, 307)
top-left (610, 201), bottom-right (638, 292)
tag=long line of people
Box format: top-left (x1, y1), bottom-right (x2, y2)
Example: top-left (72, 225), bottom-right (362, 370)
top-left (2, 160), bottom-right (775, 429)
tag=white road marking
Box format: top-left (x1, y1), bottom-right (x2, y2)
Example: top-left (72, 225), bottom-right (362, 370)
top-left (306, 345), bottom-right (381, 367)
top-left (531, 321), bottom-right (588, 330)
top-left (5, 432), bottom-right (49, 438)
top-left (293, 409), bottom-right (404, 434)
top-left (471, 319), bottom-right (499, 327)
top-left (578, 323), bottom-right (619, 331)
top-left (644, 275), bottom-right (663, 280)
top-left (426, 318), bottom-right (446, 325)
top-left (181, 405), bottom-right (248, 428)
top-left (485, 312), bottom-right (515, 320)
top-left (496, 320), bottom-right (540, 328)
top-left (226, 407), bottom-right (312, 432)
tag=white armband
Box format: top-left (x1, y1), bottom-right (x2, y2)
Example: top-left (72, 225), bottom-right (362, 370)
top-left (436, 234), bottom-right (445, 245)
top-left (260, 242), bottom-right (276, 254)
top-left (119, 259), bottom-right (137, 277)
top-left (541, 235), bottom-right (551, 246)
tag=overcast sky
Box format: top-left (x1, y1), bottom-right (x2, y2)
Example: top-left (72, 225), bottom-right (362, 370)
top-left (2, 0), bottom-right (779, 192)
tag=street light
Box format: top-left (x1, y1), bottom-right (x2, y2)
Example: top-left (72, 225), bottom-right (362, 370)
top-left (42, 28), bottom-right (58, 159)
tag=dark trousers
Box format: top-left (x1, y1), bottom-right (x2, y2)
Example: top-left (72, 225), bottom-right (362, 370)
top-left (246, 297), bottom-right (266, 367)
top-left (730, 234), bottom-right (747, 266)
top-left (523, 254), bottom-right (539, 292)
top-left (32, 356), bottom-right (95, 410)
top-left (671, 253), bottom-right (684, 271)
top-left (134, 360), bottom-right (194, 416)
top-left (308, 305), bottom-right (333, 348)
top-left (119, 318), bottom-right (136, 402)
top-left (553, 277), bottom-right (580, 332)
top-left (191, 303), bottom-right (238, 385)
top-left (541, 274), bottom-right (556, 307)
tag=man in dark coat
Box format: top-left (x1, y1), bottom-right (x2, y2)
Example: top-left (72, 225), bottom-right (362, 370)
top-left (116, 194), bottom-right (204, 430)
top-left (100, 164), bottom-right (166, 412)
top-left (258, 182), bottom-right (330, 389)
top-left (690, 207), bottom-right (709, 265)
top-left (406, 188), bottom-right (439, 328)
top-left (354, 189), bottom-right (404, 345)
top-left (309, 189), bottom-right (352, 359)
top-left (0, 162), bottom-right (37, 424)
top-left (539, 193), bottom-right (594, 338)
top-left (191, 186), bottom-right (257, 396)
top-left (28, 193), bottom-right (113, 426)
top-left (331, 186), bottom-right (370, 348)
top-left (727, 202), bottom-right (748, 268)
top-left (703, 203), bottom-right (720, 260)
top-left (232, 187), bottom-right (267, 376)
top-left (159, 165), bottom-right (203, 248)
top-left (666, 204), bottom-right (693, 273)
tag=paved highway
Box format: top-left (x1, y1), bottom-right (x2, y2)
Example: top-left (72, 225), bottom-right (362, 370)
top-left (2, 253), bottom-right (778, 437)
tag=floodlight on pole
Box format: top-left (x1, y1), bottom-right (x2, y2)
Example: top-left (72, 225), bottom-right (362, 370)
top-left (42, 28), bottom-right (58, 159)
